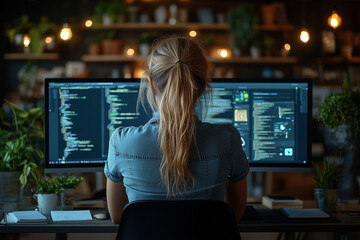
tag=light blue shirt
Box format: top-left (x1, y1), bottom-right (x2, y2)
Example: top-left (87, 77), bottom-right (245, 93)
top-left (104, 113), bottom-right (249, 202)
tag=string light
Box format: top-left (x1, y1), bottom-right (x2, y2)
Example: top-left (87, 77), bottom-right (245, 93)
top-left (328, 11), bottom-right (342, 29)
top-left (85, 19), bottom-right (93, 28)
top-left (60, 23), bottom-right (73, 41)
top-left (300, 29), bottom-right (310, 43)
top-left (126, 48), bottom-right (135, 57)
top-left (284, 43), bottom-right (291, 51)
top-left (23, 34), bottom-right (31, 47)
top-left (189, 30), bottom-right (197, 37)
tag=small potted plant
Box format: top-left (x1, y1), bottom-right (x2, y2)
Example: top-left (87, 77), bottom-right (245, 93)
top-left (313, 157), bottom-right (344, 212)
top-left (227, 3), bottom-right (259, 56)
top-left (31, 173), bottom-right (63, 215)
top-left (57, 175), bottom-right (84, 210)
top-left (94, 0), bottom-right (127, 25)
top-left (139, 32), bottom-right (157, 57)
top-left (100, 30), bottom-right (122, 55)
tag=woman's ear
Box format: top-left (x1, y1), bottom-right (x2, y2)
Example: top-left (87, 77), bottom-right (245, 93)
top-left (148, 76), bottom-right (156, 95)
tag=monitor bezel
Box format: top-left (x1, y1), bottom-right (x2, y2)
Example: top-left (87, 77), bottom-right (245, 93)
top-left (44, 78), bottom-right (142, 173)
top-left (44, 77), bottom-right (312, 173)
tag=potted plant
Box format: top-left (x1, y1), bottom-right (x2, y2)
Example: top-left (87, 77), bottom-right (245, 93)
top-left (100, 30), bottom-right (122, 55)
top-left (319, 79), bottom-right (360, 198)
top-left (227, 3), bottom-right (259, 56)
top-left (0, 101), bottom-right (44, 209)
top-left (31, 172), bottom-right (63, 215)
top-left (138, 32), bottom-right (157, 57)
top-left (260, 3), bottom-right (277, 25)
top-left (94, 0), bottom-right (127, 25)
top-left (86, 37), bottom-right (101, 55)
top-left (7, 15), bottom-right (31, 52)
top-left (262, 35), bottom-right (278, 57)
top-left (313, 157), bottom-right (344, 212)
top-left (57, 175), bottom-right (84, 210)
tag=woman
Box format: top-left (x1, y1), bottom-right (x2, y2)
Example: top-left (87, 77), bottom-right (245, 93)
top-left (104, 36), bottom-right (249, 223)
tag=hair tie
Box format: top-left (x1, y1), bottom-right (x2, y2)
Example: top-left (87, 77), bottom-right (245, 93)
top-left (175, 60), bottom-right (185, 65)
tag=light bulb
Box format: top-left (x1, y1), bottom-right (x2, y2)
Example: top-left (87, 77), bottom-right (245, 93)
top-left (23, 34), bottom-right (31, 47)
top-left (126, 48), bottom-right (135, 56)
top-left (60, 23), bottom-right (73, 41)
top-left (284, 43), bottom-right (291, 51)
top-left (328, 11), bottom-right (342, 29)
top-left (220, 49), bottom-right (228, 58)
top-left (189, 30), bottom-right (197, 37)
top-left (300, 29), bottom-right (310, 43)
top-left (85, 19), bottom-right (93, 28)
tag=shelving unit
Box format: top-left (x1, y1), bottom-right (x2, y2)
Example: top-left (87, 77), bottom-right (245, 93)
top-left (317, 57), bottom-right (360, 65)
top-left (3, 53), bottom-right (59, 60)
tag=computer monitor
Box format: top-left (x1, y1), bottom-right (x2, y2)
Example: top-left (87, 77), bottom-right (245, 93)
top-left (45, 78), bottom-right (312, 173)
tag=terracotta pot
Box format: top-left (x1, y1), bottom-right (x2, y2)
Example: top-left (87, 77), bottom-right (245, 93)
top-left (88, 43), bottom-right (100, 55)
top-left (261, 4), bottom-right (277, 25)
top-left (101, 40), bottom-right (123, 55)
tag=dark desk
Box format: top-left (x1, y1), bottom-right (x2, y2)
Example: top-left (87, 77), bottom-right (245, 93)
top-left (1, 208), bottom-right (360, 240)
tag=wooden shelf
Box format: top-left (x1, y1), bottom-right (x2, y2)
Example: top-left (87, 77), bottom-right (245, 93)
top-left (87, 23), bottom-right (229, 31)
top-left (82, 54), bottom-right (297, 64)
top-left (208, 56), bottom-right (298, 64)
top-left (82, 55), bottom-right (145, 62)
top-left (255, 24), bottom-right (294, 31)
top-left (85, 23), bottom-right (294, 32)
top-left (3, 53), bottom-right (59, 60)
top-left (317, 57), bottom-right (360, 65)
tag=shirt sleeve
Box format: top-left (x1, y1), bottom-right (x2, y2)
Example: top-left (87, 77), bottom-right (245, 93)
top-left (227, 125), bottom-right (249, 182)
top-left (104, 128), bottom-right (124, 182)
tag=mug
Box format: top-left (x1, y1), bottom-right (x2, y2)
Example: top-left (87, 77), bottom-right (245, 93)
top-left (33, 194), bottom-right (58, 215)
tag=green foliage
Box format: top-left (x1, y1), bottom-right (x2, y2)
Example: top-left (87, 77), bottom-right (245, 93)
top-left (7, 15), bottom-right (31, 43)
top-left (57, 175), bottom-right (84, 189)
top-left (313, 158), bottom-right (344, 189)
top-left (0, 101), bottom-right (44, 187)
top-left (139, 32), bottom-right (157, 44)
top-left (319, 80), bottom-right (360, 132)
top-left (262, 35), bottom-right (278, 55)
top-left (200, 35), bottom-right (215, 49)
top-left (227, 3), bottom-right (259, 48)
top-left (94, 0), bottom-right (127, 24)
top-left (31, 172), bottom-right (63, 195)
top-left (101, 30), bottom-right (117, 40)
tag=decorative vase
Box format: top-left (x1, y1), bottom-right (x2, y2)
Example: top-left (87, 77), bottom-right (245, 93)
top-left (0, 171), bottom-right (21, 211)
top-left (139, 43), bottom-right (150, 57)
top-left (314, 188), bottom-right (338, 212)
top-left (261, 4), bottom-right (277, 25)
top-left (61, 188), bottom-right (76, 210)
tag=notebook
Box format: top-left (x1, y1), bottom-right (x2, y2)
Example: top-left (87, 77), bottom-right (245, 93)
top-left (281, 208), bottom-right (330, 218)
top-left (51, 210), bottom-right (93, 222)
top-left (6, 211), bottom-right (48, 223)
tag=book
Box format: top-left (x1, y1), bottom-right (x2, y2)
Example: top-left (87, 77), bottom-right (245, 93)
top-left (281, 208), bottom-right (330, 218)
top-left (51, 210), bottom-right (93, 222)
top-left (262, 195), bottom-right (303, 209)
top-left (6, 211), bottom-right (47, 223)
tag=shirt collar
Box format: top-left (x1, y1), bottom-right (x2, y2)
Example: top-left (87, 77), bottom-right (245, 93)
top-left (146, 112), bottom-right (201, 125)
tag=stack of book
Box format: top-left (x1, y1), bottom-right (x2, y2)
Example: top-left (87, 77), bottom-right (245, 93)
top-left (6, 210), bottom-right (48, 223)
top-left (262, 195), bottom-right (303, 209)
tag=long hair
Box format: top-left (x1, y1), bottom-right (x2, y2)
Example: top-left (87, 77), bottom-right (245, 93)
top-left (137, 36), bottom-right (211, 195)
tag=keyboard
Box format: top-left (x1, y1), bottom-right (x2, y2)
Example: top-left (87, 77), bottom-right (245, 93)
top-left (242, 205), bottom-right (262, 220)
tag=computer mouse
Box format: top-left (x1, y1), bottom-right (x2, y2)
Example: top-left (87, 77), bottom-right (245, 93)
top-left (93, 213), bottom-right (108, 220)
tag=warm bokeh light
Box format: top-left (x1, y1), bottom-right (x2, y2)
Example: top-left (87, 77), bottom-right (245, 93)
top-left (23, 34), bottom-right (30, 47)
top-left (60, 23), bottom-right (73, 41)
top-left (220, 49), bottom-right (228, 58)
top-left (127, 48), bottom-right (135, 56)
top-left (45, 36), bottom-right (53, 44)
top-left (300, 30), bottom-right (310, 43)
top-left (85, 20), bottom-right (93, 28)
top-left (216, 48), bottom-right (230, 58)
top-left (328, 12), bottom-right (342, 29)
top-left (284, 43), bottom-right (291, 51)
top-left (189, 30), bottom-right (197, 37)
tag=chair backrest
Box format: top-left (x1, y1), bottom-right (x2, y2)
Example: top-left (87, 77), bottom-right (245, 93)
top-left (115, 200), bottom-right (241, 240)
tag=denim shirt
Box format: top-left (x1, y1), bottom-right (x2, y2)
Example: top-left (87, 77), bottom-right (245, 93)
top-left (104, 114), bottom-right (249, 202)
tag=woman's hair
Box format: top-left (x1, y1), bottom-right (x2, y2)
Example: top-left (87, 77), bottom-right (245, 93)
top-left (138, 35), bottom-right (211, 195)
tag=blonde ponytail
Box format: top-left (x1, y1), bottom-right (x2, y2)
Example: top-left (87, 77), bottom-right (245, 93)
top-left (138, 36), bottom-right (211, 195)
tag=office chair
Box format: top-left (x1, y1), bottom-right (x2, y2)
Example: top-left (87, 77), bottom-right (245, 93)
top-left (115, 200), bottom-right (241, 240)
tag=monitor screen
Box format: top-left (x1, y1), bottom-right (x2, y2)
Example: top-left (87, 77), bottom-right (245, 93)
top-left (45, 78), bottom-right (311, 173)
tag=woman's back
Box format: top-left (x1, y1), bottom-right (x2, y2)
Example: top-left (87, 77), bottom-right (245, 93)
top-left (105, 115), bottom-right (248, 202)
